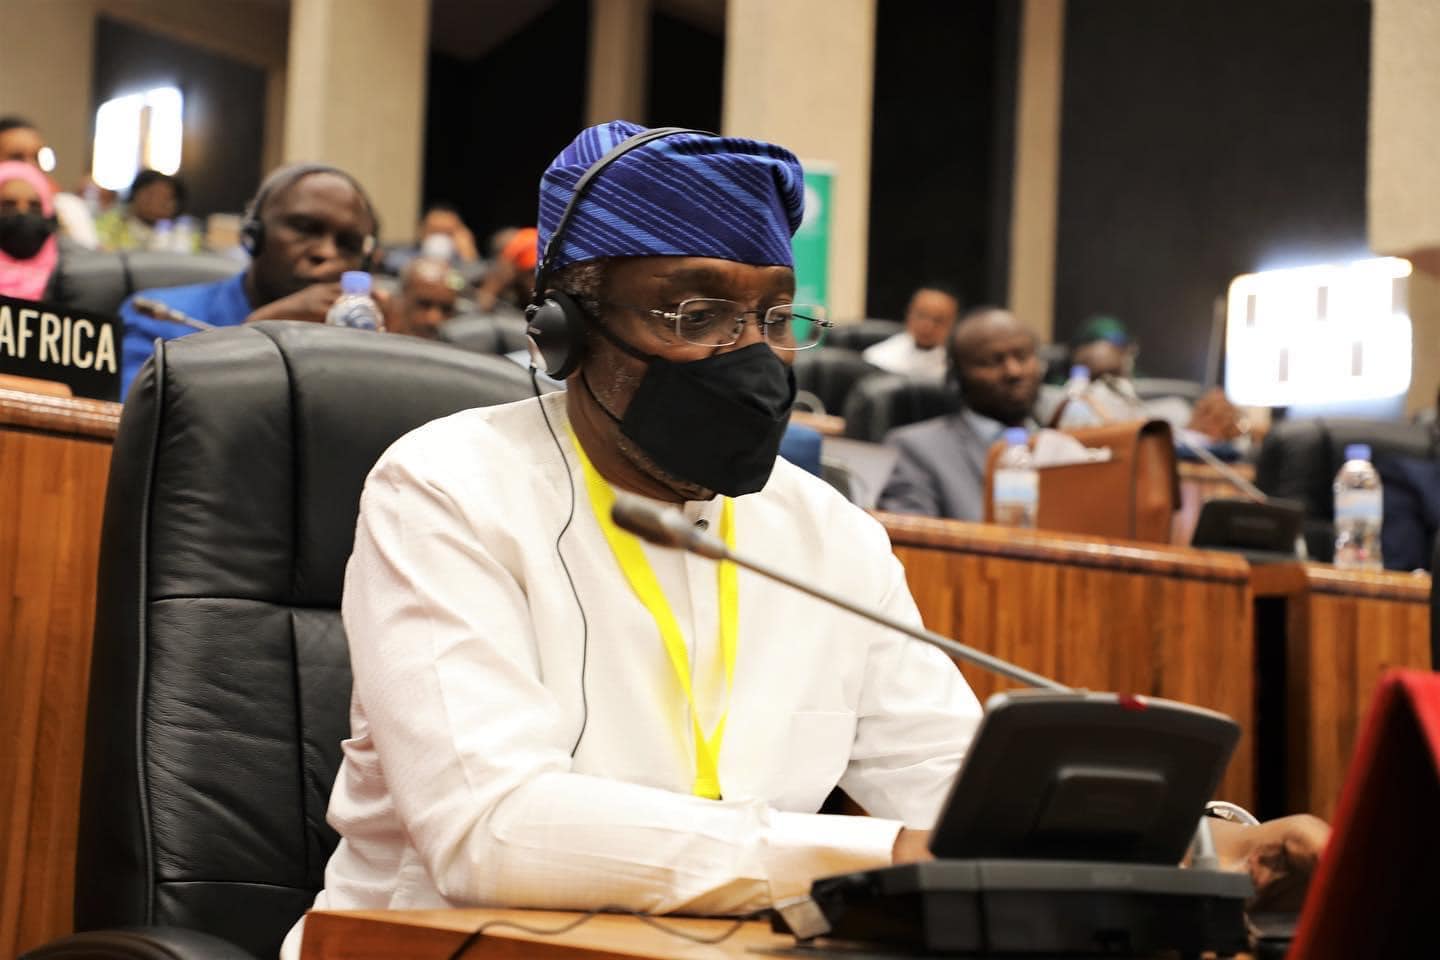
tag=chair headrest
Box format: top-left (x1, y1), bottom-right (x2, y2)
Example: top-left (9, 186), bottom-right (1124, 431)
top-left (841, 373), bottom-right (958, 442)
top-left (122, 321), bottom-right (540, 607)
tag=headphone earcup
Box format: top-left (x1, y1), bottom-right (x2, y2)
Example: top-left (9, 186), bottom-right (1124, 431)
top-left (240, 218), bottom-right (263, 256)
top-left (525, 290), bottom-right (588, 380)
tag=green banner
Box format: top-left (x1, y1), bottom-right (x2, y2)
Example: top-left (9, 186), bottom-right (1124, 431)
top-left (792, 163), bottom-right (832, 311)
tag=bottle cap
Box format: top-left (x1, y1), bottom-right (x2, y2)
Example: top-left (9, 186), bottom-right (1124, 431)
top-left (340, 271), bottom-right (373, 295)
top-left (1002, 427), bottom-right (1029, 446)
top-left (1344, 443), bottom-right (1372, 462)
top-left (1069, 364), bottom-right (1090, 380)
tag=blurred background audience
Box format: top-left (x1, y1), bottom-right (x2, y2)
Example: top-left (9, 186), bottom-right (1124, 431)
top-left (0, 160), bottom-right (59, 298)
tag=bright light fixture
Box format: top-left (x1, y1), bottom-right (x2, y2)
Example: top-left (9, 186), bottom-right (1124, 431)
top-left (91, 86), bottom-right (184, 191)
top-left (1225, 257), bottom-right (1412, 406)
top-left (37, 146), bottom-right (55, 172)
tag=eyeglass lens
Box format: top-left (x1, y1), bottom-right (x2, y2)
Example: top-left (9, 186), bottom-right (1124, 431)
top-left (675, 299), bottom-right (828, 349)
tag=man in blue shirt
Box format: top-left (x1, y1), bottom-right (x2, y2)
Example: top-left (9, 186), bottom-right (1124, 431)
top-left (118, 163), bottom-right (380, 396)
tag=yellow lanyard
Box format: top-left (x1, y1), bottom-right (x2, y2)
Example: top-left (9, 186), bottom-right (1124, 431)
top-left (570, 427), bottom-right (738, 799)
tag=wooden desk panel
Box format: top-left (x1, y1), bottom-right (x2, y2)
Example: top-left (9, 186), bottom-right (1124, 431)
top-left (880, 513), bottom-right (1256, 809)
top-left (0, 390), bottom-right (119, 959)
top-left (302, 908), bottom-right (787, 959)
top-left (1252, 563), bottom-right (1431, 821)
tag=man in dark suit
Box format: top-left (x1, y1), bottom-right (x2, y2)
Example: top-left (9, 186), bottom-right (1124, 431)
top-left (878, 307), bottom-right (1057, 520)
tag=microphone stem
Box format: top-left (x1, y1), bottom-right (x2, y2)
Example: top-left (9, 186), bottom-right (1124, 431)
top-left (715, 544), bottom-right (1072, 693)
top-left (1181, 438), bottom-right (1266, 503)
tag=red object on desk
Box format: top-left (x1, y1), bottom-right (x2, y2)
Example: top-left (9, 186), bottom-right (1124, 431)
top-left (1289, 669), bottom-right (1440, 959)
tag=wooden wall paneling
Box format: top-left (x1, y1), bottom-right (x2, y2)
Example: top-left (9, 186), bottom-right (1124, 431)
top-left (0, 391), bottom-right (118, 958)
top-left (1253, 563), bottom-right (1431, 822)
top-left (881, 513), bottom-right (1256, 809)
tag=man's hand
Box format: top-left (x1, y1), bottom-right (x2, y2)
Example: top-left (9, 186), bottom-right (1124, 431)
top-left (247, 282), bottom-right (343, 325)
top-left (1187, 387), bottom-right (1245, 441)
top-left (452, 225), bottom-right (479, 262)
top-left (892, 828), bottom-right (935, 865)
top-left (1210, 814), bottom-right (1331, 913)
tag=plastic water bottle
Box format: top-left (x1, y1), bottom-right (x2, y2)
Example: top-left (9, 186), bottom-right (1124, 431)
top-left (1333, 443), bottom-right (1383, 570)
top-left (149, 219), bottom-right (174, 252)
top-left (325, 271), bottom-right (385, 331)
top-left (171, 216), bottom-right (195, 253)
top-left (993, 427), bottom-right (1039, 528)
top-left (1058, 364), bottom-right (1102, 427)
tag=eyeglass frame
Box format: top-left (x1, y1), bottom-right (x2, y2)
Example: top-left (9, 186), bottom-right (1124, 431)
top-left (597, 297), bottom-right (833, 350)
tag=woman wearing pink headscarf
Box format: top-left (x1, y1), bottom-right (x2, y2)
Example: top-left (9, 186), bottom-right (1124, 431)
top-left (0, 160), bottom-right (60, 299)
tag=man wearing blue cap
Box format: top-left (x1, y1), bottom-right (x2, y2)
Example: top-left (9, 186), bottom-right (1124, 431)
top-left (280, 123), bottom-right (979, 956)
top-left (283, 123), bottom-right (1322, 956)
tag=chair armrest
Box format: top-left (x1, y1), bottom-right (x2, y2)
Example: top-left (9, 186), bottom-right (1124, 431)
top-left (20, 927), bottom-right (260, 960)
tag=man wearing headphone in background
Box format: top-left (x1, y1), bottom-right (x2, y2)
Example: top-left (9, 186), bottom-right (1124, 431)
top-left (877, 306), bottom-right (1059, 520)
top-left (116, 162), bottom-right (380, 396)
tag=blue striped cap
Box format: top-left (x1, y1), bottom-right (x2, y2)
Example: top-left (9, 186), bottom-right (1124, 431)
top-left (537, 121), bottom-right (805, 274)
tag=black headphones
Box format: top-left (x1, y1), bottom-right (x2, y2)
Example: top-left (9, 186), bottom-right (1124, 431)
top-left (525, 127), bottom-right (710, 379)
top-left (239, 162), bottom-right (380, 265)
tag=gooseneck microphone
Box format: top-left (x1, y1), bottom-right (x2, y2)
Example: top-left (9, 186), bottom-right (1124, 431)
top-left (610, 494), bottom-right (1072, 693)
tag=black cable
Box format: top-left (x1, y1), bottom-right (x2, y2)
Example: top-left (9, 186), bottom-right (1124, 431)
top-left (440, 905), bottom-right (767, 960)
top-left (531, 367), bottom-right (590, 758)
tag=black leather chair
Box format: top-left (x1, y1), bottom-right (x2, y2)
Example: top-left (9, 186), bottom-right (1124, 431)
top-left (45, 250), bottom-right (245, 316)
top-left (439, 309), bottom-right (531, 355)
top-left (25, 322), bottom-right (542, 960)
top-left (822, 318), bottom-right (902, 352)
top-left (791, 347), bottom-right (882, 416)
top-left (1255, 416), bottom-right (1436, 562)
top-left (841, 373), bottom-right (958, 442)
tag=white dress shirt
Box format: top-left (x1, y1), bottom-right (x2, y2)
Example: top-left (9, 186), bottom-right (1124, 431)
top-left (862, 332), bottom-right (948, 379)
top-left (281, 392), bottom-right (981, 958)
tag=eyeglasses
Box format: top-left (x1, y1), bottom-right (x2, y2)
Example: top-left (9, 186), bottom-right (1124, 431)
top-left (602, 298), bottom-right (832, 350)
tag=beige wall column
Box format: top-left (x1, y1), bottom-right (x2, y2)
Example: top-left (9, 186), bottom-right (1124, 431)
top-left (587, 0), bottom-right (651, 126)
top-left (1370, 0), bottom-right (1440, 414)
top-left (1007, 0), bottom-right (1066, 342)
top-left (0, 0), bottom-right (100, 187)
top-left (284, 0), bottom-right (431, 242)
top-left (722, 0), bottom-right (875, 321)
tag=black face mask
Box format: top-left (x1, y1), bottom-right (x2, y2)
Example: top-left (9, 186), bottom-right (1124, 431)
top-left (0, 211), bottom-right (56, 260)
top-left (585, 324), bottom-right (797, 498)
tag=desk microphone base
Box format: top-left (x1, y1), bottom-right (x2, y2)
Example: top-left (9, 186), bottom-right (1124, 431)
top-left (788, 859), bottom-right (1251, 958)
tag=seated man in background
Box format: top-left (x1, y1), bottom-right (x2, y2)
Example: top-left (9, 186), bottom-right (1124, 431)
top-left (1060, 317), bottom-right (1246, 446)
top-left (117, 162), bottom-right (379, 395)
top-left (384, 256), bottom-right (462, 340)
top-left (1378, 390), bottom-right (1440, 571)
top-left (95, 169), bottom-right (194, 252)
top-left (878, 307), bottom-right (1058, 520)
top-left (379, 201), bottom-right (485, 286)
top-left (863, 282), bottom-right (961, 379)
top-left (475, 224), bottom-right (539, 317)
